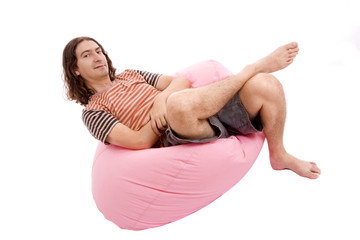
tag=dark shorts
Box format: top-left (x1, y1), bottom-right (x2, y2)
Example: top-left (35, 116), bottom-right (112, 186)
top-left (162, 93), bottom-right (263, 147)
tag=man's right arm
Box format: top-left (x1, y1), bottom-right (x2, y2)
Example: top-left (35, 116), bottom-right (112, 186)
top-left (105, 121), bottom-right (160, 149)
top-left (82, 110), bottom-right (159, 150)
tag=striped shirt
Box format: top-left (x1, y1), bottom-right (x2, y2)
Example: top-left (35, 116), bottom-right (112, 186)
top-left (82, 70), bottom-right (162, 143)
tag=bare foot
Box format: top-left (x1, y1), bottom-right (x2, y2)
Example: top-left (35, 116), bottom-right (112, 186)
top-left (270, 153), bottom-right (321, 179)
top-left (255, 42), bottom-right (299, 73)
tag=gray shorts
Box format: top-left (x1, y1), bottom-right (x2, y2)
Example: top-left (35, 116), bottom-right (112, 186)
top-left (162, 93), bottom-right (263, 147)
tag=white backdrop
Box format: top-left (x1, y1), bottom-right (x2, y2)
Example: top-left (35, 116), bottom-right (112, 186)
top-left (1, 0), bottom-right (359, 239)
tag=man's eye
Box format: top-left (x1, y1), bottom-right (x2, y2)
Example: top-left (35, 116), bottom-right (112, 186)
top-left (83, 54), bottom-right (89, 58)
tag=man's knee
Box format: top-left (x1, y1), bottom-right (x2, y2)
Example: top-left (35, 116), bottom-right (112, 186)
top-left (166, 91), bottom-right (193, 125)
top-left (249, 73), bottom-right (284, 100)
top-left (166, 91), bottom-right (217, 139)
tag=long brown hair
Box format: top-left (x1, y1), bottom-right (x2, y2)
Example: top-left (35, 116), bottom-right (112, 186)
top-left (62, 37), bottom-right (117, 106)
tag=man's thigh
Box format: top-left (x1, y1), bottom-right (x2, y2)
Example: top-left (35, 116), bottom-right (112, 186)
top-left (163, 116), bottom-right (229, 147)
top-left (218, 92), bottom-right (263, 135)
top-left (167, 117), bottom-right (217, 140)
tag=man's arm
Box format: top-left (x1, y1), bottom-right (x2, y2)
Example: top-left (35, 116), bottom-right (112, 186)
top-left (105, 121), bottom-right (159, 149)
top-left (155, 75), bottom-right (184, 91)
top-left (150, 75), bottom-right (191, 135)
top-left (103, 75), bottom-right (191, 148)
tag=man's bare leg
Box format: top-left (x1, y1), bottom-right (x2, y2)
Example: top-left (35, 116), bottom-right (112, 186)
top-left (167, 42), bottom-right (299, 139)
top-left (167, 64), bottom-right (258, 139)
top-left (166, 42), bottom-right (321, 179)
top-left (239, 73), bottom-right (321, 179)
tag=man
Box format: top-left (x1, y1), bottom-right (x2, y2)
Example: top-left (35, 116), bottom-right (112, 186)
top-left (63, 36), bottom-right (321, 179)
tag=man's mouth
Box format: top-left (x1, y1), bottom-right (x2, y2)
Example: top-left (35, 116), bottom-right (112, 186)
top-left (94, 64), bottom-right (105, 69)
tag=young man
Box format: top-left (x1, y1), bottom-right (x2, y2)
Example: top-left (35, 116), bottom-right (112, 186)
top-left (63, 37), bottom-right (321, 179)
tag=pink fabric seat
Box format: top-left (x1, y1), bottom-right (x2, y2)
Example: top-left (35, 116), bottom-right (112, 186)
top-left (91, 60), bottom-right (265, 230)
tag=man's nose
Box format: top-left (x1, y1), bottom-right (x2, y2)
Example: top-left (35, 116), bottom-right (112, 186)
top-left (93, 54), bottom-right (102, 62)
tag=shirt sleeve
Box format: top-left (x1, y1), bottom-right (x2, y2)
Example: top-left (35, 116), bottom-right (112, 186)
top-left (82, 110), bottom-right (119, 144)
top-left (132, 70), bottom-right (162, 87)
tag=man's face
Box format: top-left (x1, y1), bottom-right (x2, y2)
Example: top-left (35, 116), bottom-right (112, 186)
top-left (75, 40), bottom-right (109, 83)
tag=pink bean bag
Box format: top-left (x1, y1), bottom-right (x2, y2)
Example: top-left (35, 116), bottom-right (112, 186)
top-left (91, 60), bottom-right (265, 231)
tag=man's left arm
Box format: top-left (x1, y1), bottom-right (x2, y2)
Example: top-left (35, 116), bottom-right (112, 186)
top-left (150, 75), bottom-right (191, 136)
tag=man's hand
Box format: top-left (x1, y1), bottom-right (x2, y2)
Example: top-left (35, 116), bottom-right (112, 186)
top-left (149, 93), bottom-right (168, 136)
top-left (149, 75), bottom-right (191, 136)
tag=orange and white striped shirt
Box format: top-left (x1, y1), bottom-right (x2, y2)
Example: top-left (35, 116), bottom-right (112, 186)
top-left (82, 70), bottom-right (162, 143)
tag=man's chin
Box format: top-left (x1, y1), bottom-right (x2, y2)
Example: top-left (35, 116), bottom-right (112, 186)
top-left (96, 70), bottom-right (109, 77)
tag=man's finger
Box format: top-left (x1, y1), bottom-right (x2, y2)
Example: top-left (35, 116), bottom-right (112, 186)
top-left (161, 116), bottom-right (167, 128)
top-left (156, 119), bottom-right (166, 130)
top-left (151, 119), bottom-right (161, 136)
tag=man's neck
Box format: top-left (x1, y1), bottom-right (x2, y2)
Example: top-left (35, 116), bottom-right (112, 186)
top-left (87, 76), bottom-right (113, 93)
